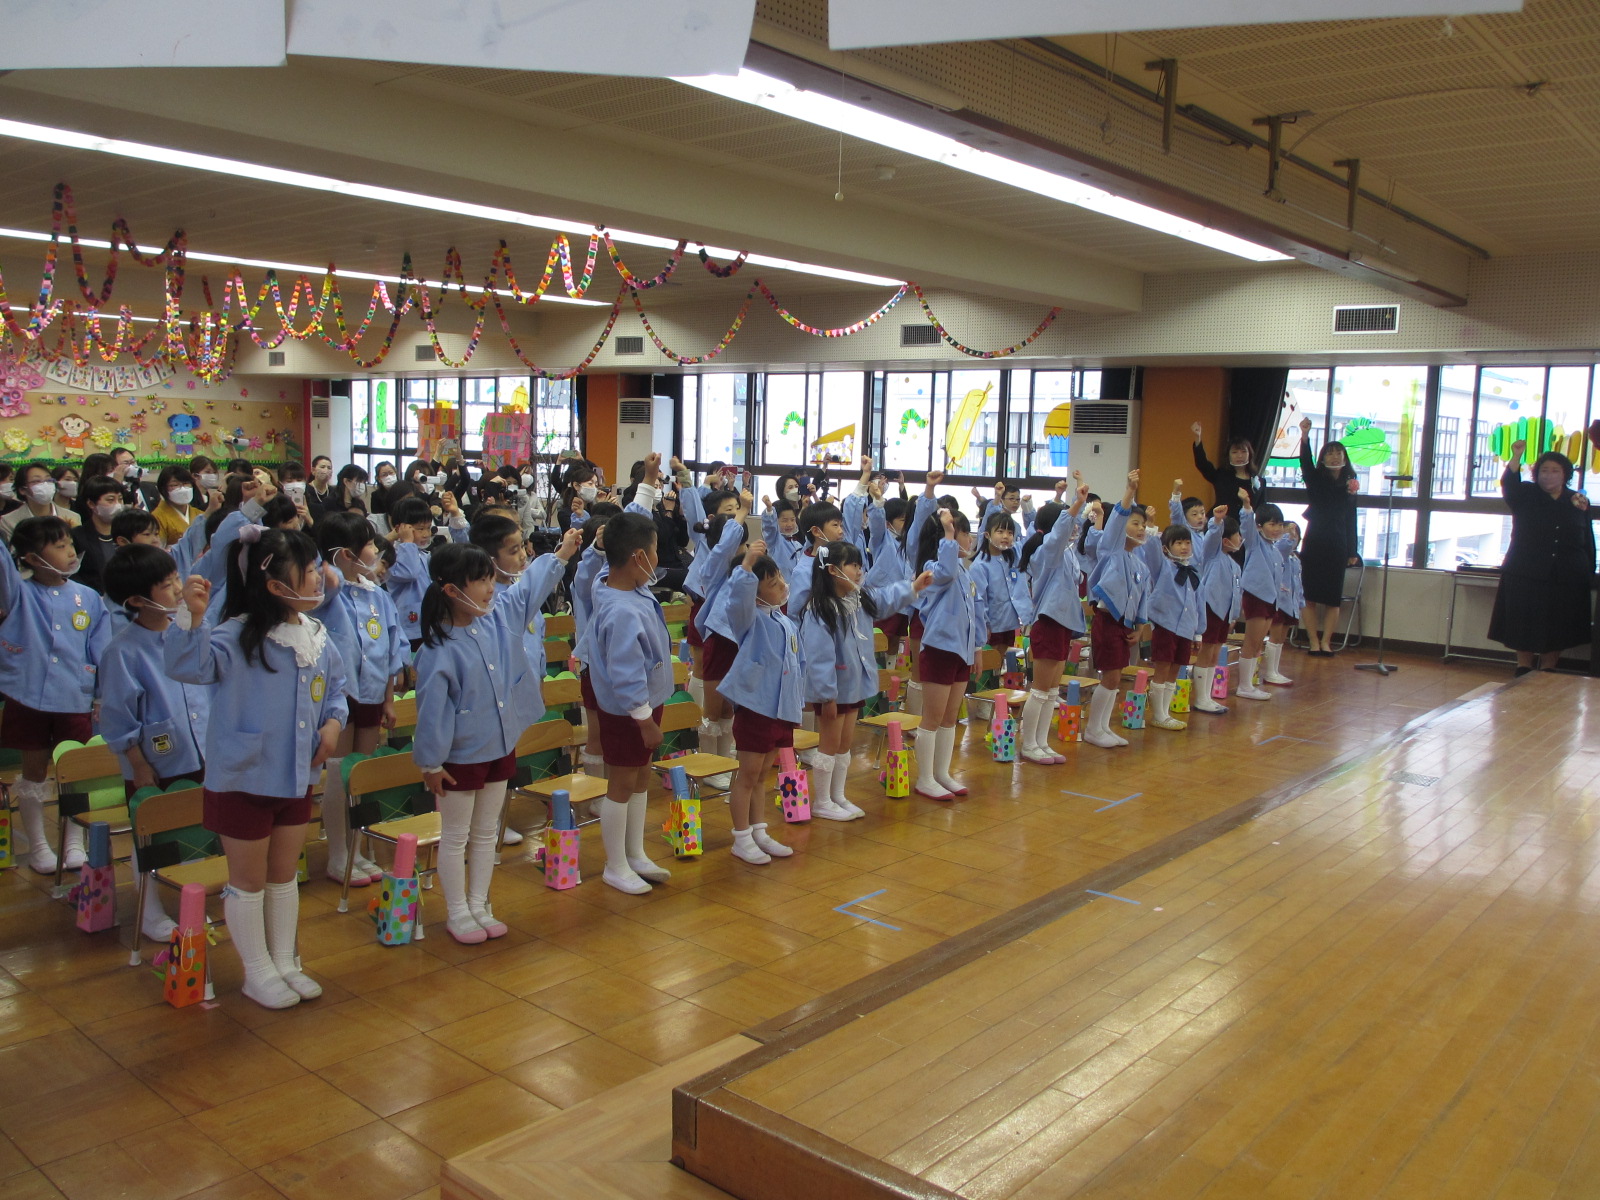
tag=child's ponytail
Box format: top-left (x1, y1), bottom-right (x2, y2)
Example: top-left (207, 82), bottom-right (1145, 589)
top-left (224, 525), bottom-right (321, 669)
top-left (420, 543), bottom-right (495, 649)
top-left (1017, 503), bottom-right (1064, 573)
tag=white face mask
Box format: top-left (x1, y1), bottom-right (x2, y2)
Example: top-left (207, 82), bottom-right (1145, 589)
top-left (168, 487), bottom-right (194, 507)
top-left (129, 596), bottom-right (180, 616)
top-left (419, 481), bottom-right (435, 495)
top-left (269, 579), bottom-right (325, 607)
top-left (449, 585), bottom-right (492, 616)
top-left (351, 481), bottom-right (367, 497)
top-left (579, 485), bottom-right (598, 502)
top-left (284, 481), bottom-right (306, 499)
top-left (96, 501), bottom-right (124, 522)
top-left (29, 552), bottom-right (81, 579)
top-left (428, 474), bottom-right (446, 487)
top-left (28, 481), bottom-right (56, 505)
top-left (377, 473), bottom-right (396, 488)
top-left (57, 480), bottom-right (78, 499)
top-left (199, 473), bottom-right (219, 489)
top-left (520, 473), bottom-right (535, 489)
top-left (784, 487), bottom-right (799, 502)
top-left (0, 482), bottom-right (12, 499)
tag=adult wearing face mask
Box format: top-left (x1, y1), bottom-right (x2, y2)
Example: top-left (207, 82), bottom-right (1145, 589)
top-left (110, 448), bottom-right (157, 511)
top-left (189, 455), bottom-right (221, 508)
top-left (305, 455), bottom-right (336, 521)
top-left (70, 476), bottom-right (128, 592)
top-left (1294, 417), bottom-right (1362, 656)
top-left (151, 466), bottom-right (200, 547)
top-left (0, 462), bottom-right (82, 544)
top-left (1489, 441), bottom-right (1596, 675)
top-left (369, 460), bottom-right (401, 515)
top-left (333, 464), bottom-right (371, 515)
top-left (0, 464), bottom-right (19, 518)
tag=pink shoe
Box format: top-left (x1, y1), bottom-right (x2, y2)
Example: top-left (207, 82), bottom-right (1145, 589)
top-left (914, 785), bottom-right (954, 801)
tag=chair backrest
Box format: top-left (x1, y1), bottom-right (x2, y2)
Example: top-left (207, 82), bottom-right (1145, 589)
top-left (516, 720), bottom-right (574, 758)
top-left (390, 693), bottom-right (418, 729)
top-left (542, 675), bottom-right (584, 708)
top-left (660, 699), bottom-right (702, 734)
top-left (544, 612), bottom-right (576, 639)
top-left (661, 600), bottom-right (691, 626)
top-left (544, 638), bottom-right (571, 664)
top-left (55, 741), bottom-right (122, 788)
top-left (873, 628), bottom-right (888, 653)
top-left (974, 646), bottom-right (1001, 673)
top-left (131, 786), bottom-right (207, 841)
top-left (672, 659), bottom-right (690, 686)
top-left (347, 751), bottom-right (426, 798)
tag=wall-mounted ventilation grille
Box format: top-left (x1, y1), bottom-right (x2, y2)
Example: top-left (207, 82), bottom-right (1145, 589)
top-left (267, 350), bottom-right (286, 367)
top-left (619, 400), bottom-right (652, 425)
top-left (1071, 402), bottom-right (1131, 436)
top-left (900, 324), bottom-right (940, 347)
top-left (310, 398), bottom-right (330, 419)
top-left (1333, 305), bottom-right (1399, 334)
top-left (415, 344), bottom-right (436, 361)
top-left (615, 335), bottom-right (645, 355)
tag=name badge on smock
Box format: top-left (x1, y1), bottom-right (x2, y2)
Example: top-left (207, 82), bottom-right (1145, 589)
top-left (310, 674), bottom-right (326, 702)
top-left (151, 734), bottom-right (173, 756)
top-left (71, 610), bottom-right (90, 631)
top-left (366, 615), bottom-right (382, 640)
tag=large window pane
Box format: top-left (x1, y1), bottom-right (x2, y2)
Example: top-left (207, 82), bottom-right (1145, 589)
top-left (944, 370), bottom-right (1002, 478)
top-left (1262, 368), bottom-right (1332, 488)
top-left (1546, 366), bottom-right (1592, 483)
top-left (462, 377), bottom-right (496, 455)
top-left (1432, 366), bottom-right (1476, 500)
top-left (815, 372), bottom-right (864, 467)
top-left (1355, 505), bottom-right (1420, 566)
top-left (883, 373), bottom-right (934, 473)
top-left (763, 374), bottom-right (809, 465)
top-left (698, 374), bottom-right (745, 465)
top-left (1473, 367), bottom-right (1542, 493)
top-left (1428, 509), bottom-right (1512, 569)
top-left (681, 375), bottom-right (700, 463)
top-left (1328, 366), bottom-right (1428, 496)
top-left (537, 378), bottom-right (575, 460)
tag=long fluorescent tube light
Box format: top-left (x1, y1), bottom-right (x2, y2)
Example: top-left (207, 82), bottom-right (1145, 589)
top-left (0, 117), bottom-right (905, 288)
top-left (674, 69), bottom-right (1293, 263)
top-left (0, 225), bottom-right (613, 306)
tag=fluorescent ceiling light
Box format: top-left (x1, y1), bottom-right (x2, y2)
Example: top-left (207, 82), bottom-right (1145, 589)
top-left (674, 69), bottom-right (1293, 263)
top-left (0, 117), bottom-right (904, 288)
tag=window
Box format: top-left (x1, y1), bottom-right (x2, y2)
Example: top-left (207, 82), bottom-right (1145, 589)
top-left (882, 373), bottom-right (936, 473)
top-left (1261, 369), bottom-right (1331, 488)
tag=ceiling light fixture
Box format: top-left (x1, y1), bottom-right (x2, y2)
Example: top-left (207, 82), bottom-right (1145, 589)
top-left (0, 117), bottom-right (906, 288)
top-left (674, 68), bottom-right (1293, 263)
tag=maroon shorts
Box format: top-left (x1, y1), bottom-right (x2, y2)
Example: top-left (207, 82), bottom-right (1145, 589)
top-left (917, 646), bottom-right (970, 686)
top-left (1090, 607), bottom-right (1135, 674)
top-left (580, 668), bottom-right (598, 711)
top-left (807, 699), bottom-right (864, 714)
top-left (1273, 609), bottom-right (1296, 629)
top-left (596, 705), bottom-right (665, 768)
top-left (685, 598), bottom-right (706, 648)
top-left (0, 700), bottom-right (92, 753)
top-left (1242, 593), bottom-right (1277, 622)
top-left (1202, 609), bottom-right (1233, 645)
top-left (702, 633), bottom-right (738, 682)
top-left (348, 699), bottom-right (386, 730)
top-left (1029, 614), bottom-right (1074, 662)
top-left (874, 613), bottom-right (908, 644)
top-left (442, 750), bottom-right (517, 791)
top-left (909, 613), bottom-right (925, 642)
top-left (1150, 625), bottom-right (1194, 666)
top-left (987, 630), bottom-right (1017, 650)
top-left (203, 787), bottom-right (314, 841)
top-left (732, 707), bottom-right (794, 755)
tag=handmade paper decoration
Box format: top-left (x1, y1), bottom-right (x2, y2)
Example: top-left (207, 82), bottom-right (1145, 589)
top-left (1056, 679), bottom-right (1082, 743)
top-left (368, 832), bottom-right (421, 946)
top-left (543, 788), bottom-right (581, 889)
top-left (775, 746), bottom-right (810, 822)
top-left (481, 410), bottom-right (531, 470)
top-left (1121, 669), bottom-right (1150, 730)
top-left (415, 407), bottom-right (460, 462)
top-left (809, 423), bottom-right (856, 466)
top-left (662, 765), bottom-right (703, 857)
top-left (0, 786), bottom-right (11, 869)
top-left (71, 821), bottom-right (116, 932)
top-left (161, 883), bottom-right (210, 1008)
top-left (1001, 648), bottom-right (1027, 690)
top-left (883, 718), bottom-right (911, 797)
top-left (943, 382), bottom-right (991, 469)
top-left (1213, 646), bottom-right (1232, 701)
top-left (1172, 667), bottom-right (1192, 714)
top-left (1045, 403), bottom-right (1072, 468)
top-left (987, 693), bottom-right (1019, 762)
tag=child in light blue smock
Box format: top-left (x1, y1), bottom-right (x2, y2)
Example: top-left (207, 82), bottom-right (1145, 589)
top-left (716, 548), bottom-right (804, 864)
top-left (1084, 471), bottom-right (1153, 749)
top-left (167, 525), bottom-right (347, 1012)
top-left (1261, 521), bottom-right (1306, 687)
top-left (1015, 478), bottom-right (1088, 764)
top-left (0, 515), bottom-right (111, 874)
top-left (1191, 508), bottom-right (1243, 715)
top-left (910, 507), bottom-right (979, 798)
top-left (970, 511), bottom-right (1035, 651)
top-left (100, 543), bottom-right (208, 941)
top-left (1141, 523), bottom-right (1207, 731)
top-left (689, 511), bottom-right (750, 770)
top-left (1235, 499), bottom-right (1288, 701)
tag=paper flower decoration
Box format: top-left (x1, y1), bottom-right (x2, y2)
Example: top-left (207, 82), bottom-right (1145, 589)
top-left (130, 415), bottom-right (148, 433)
top-left (149, 400), bottom-right (165, 412)
top-left (89, 427), bottom-right (116, 448)
top-left (186, 381), bottom-right (196, 390)
top-left (5, 429), bottom-right (35, 453)
top-left (113, 428), bottom-right (134, 444)
top-left (248, 436), bottom-right (263, 450)
top-left (239, 388), bottom-right (249, 397)
top-left (0, 389), bottom-right (30, 418)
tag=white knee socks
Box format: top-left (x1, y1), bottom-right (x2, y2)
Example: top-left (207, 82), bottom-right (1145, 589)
top-left (60, 819), bottom-right (86, 871)
top-left (830, 751), bottom-right (863, 818)
top-left (437, 789), bottom-right (486, 940)
top-left (467, 781), bottom-right (509, 935)
top-left (1020, 689), bottom-right (1059, 762)
top-left (599, 797), bottom-right (648, 893)
top-left (1191, 666), bottom-right (1227, 713)
top-left (130, 843), bottom-right (176, 940)
top-left (1085, 686), bottom-right (1127, 748)
top-left (225, 886), bottom-right (298, 1009)
top-left (1237, 657), bottom-right (1271, 699)
top-left (1262, 641), bottom-right (1293, 685)
top-left (933, 726), bottom-right (963, 794)
top-left (264, 879), bottom-right (320, 999)
top-left (913, 727), bottom-right (946, 797)
top-left (1149, 683), bottom-right (1186, 730)
top-left (14, 779), bottom-right (55, 874)
top-left (625, 790), bottom-right (670, 882)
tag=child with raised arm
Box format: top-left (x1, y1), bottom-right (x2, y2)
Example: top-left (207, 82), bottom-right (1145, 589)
top-left (1084, 470), bottom-right (1154, 748)
top-left (1190, 505), bottom-right (1243, 714)
top-left (716, 544), bottom-right (801, 862)
top-left (1141, 521), bottom-right (1207, 731)
top-left (910, 508), bottom-right (979, 798)
top-left (1263, 522), bottom-right (1303, 685)
top-left (167, 528), bottom-right (345, 1009)
top-left (0, 516), bottom-right (111, 872)
top-left (576, 455), bottom-right (677, 895)
top-left (1235, 494), bottom-right (1288, 701)
top-left (1016, 477), bottom-right (1088, 763)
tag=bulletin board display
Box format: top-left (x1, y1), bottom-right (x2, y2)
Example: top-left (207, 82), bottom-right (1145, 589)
top-left (0, 355), bottom-right (303, 466)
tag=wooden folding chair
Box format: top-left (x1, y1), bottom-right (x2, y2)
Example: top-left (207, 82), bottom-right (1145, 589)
top-left (127, 785), bottom-right (224, 967)
top-left (544, 612), bottom-right (576, 640)
top-left (660, 600), bottom-right (691, 627)
top-left (53, 740), bottom-right (129, 895)
top-left (338, 751), bottom-right (440, 916)
top-left (503, 720), bottom-right (583, 840)
top-left (651, 701), bottom-right (738, 800)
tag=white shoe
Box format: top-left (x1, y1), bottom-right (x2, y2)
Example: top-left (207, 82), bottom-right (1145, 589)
top-left (352, 851), bottom-right (384, 882)
top-left (627, 856), bottom-right (671, 883)
top-left (61, 844), bottom-right (87, 872)
top-left (812, 797), bottom-right (858, 821)
top-left (835, 797), bottom-right (866, 818)
top-left (798, 748), bottom-right (824, 769)
top-left (731, 830), bottom-right (771, 865)
top-left (142, 913), bottom-right (178, 943)
top-left (1237, 683), bottom-right (1272, 701)
top-left (1084, 727), bottom-right (1128, 748)
top-left (751, 823), bottom-right (794, 857)
top-left (499, 826), bottom-right (524, 846)
top-left (602, 866), bottom-right (652, 895)
top-left (242, 975), bottom-right (301, 1010)
top-left (1262, 643), bottom-right (1293, 686)
top-left (276, 966), bottom-right (323, 1000)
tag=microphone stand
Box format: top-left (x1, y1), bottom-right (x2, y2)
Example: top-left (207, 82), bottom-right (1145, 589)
top-left (1355, 473), bottom-right (1412, 677)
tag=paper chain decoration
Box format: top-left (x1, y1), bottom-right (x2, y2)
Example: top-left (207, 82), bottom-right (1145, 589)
top-left (0, 183), bottom-right (1065, 382)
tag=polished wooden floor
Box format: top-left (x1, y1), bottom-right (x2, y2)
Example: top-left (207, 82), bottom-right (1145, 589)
top-left (0, 649), bottom-right (1519, 1199)
top-left (683, 669), bottom-right (1600, 1200)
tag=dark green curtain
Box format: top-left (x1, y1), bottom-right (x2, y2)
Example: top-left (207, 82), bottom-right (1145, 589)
top-left (1228, 367), bottom-right (1289, 466)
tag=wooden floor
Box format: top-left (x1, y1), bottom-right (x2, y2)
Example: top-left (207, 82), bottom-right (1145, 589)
top-left (677, 669), bottom-right (1600, 1200)
top-left (0, 648), bottom-right (1519, 1200)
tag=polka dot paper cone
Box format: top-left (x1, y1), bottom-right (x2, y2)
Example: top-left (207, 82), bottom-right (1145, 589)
top-left (1172, 671), bottom-right (1192, 714)
top-left (1056, 702), bottom-right (1082, 743)
top-left (775, 747), bottom-right (811, 822)
top-left (0, 804), bottom-right (12, 870)
top-left (370, 875), bottom-right (420, 946)
top-left (1121, 693), bottom-right (1147, 730)
top-left (543, 827), bottom-right (581, 889)
top-left (663, 797), bottom-right (703, 857)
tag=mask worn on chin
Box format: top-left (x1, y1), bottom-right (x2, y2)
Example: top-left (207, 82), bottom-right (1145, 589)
top-left (168, 487), bottom-right (194, 507)
top-left (449, 586), bottom-right (492, 616)
top-left (57, 480), bottom-right (79, 499)
top-left (270, 581), bottom-right (325, 605)
top-left (130, 597), bottom-right (180, 616)
top-left (336, 548), bottom-right (377, 578)
top-left (30, 554), bottom-right (81, 579)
